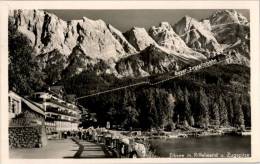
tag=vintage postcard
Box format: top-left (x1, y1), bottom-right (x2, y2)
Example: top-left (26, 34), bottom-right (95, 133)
top-left (0, 0), bottom-right (259, 163)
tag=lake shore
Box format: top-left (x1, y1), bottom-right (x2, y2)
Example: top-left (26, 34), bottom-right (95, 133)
top-left (120, 126), bottom-right (251, 140)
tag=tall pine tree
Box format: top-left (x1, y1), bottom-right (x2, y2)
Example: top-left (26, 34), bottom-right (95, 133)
top-left (212, 102), bottom-right (220, 127)
top-left (199, 88), bottom-right (210, 129)
top-left (219, 95), bottom-right (228, 126)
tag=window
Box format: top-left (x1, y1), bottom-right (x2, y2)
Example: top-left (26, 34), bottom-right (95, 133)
top-left (9, 98), bottom-right (20, 115)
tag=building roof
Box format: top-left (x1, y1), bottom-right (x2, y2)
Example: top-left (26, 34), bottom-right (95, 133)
top-left (9, 91), bottom-right (22, 100)
top-left (22, 98), bottom-right (45, 116)
top-left (9, 91), bottom-right (45, 116)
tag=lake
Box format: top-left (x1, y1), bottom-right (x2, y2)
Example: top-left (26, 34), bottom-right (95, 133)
top-left (149, 136), bottom-right (251, 158)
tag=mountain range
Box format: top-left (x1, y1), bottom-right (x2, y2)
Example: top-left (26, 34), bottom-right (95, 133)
top-left (9, 9), bottom-right (250, 82)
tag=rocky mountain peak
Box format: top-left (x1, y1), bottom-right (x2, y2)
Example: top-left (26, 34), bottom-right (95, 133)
top-left (209, 10), bottom-right (250, 65)
top-left (115, 43), bottom-right (185, 78)
top-left (107, 24), bottom-right (137, 54)
top-left (201, 19), bottom-right (212, 31)
top-left (124, 27), bottom-right (157, 51)
top-left (173, 15), bottom-right (223, 54)
top-left (9, 9), bottom-right (129, 61)
top-left (158, 21), bottom-right (172, 30)
top-left (80, 17), bottom-right (108, 31)
top-left (209, 9), bottom-right (249, 26)
top-left (148, 21), bottom-right (206, 61)
top-left (149, 21), bottom-right (191, 53)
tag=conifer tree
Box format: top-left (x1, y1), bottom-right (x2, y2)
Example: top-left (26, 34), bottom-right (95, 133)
top-left (233, 96), bottom-right (245, 129)
top-left (184, 88), bottom-right (192, 125)
top-left (199, 88), bottom-right (210, 128)
top-left (219, 95), bottom-right (228, 126)
top-left (212, 102), bottom-right (220, 127)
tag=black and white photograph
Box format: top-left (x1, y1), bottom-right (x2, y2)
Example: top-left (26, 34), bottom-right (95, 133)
top-left (0, 0), bottom-right (260, 163)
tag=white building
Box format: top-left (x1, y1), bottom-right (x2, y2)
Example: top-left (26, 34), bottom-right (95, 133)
top-left (9, 91), bottom-right (45, 126)
top-left (31, 87), bottom-right (81, 133)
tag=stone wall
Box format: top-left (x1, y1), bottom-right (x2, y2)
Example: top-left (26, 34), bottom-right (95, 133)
top-left (9, 126), bottom-right (47, 148)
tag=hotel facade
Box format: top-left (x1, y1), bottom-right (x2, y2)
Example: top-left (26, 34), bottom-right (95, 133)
top-left (31, 86), bottom-right (81, 134)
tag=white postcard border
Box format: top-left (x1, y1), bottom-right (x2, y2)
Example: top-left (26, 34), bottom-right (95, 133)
top-left (0, 1), bottom-right (259, 163)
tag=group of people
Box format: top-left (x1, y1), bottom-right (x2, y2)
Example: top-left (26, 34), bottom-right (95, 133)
top-left (61, 127), bottom-right (106, 141)
top-left (59, 127), bottom-right (146, 158)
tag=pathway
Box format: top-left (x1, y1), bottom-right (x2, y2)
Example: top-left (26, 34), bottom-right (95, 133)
top-left (73, 139), bottom-right (116, 158)
top-left (10, 138), bottom-right (117, 159)
top-left (10, 139), bottom-right (77, 159)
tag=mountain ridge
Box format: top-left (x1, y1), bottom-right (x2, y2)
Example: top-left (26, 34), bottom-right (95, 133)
top-left (9, 9), bottom-right (250, 82)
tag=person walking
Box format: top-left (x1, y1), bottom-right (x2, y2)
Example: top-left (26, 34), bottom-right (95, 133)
top-left (78, 130), bottom-right (82, 140)
top-left (64, 131), bottom-right (67, 139)
top-left (83, 130), bottom-right (87, 140)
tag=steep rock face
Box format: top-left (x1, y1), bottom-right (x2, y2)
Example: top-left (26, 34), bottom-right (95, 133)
top-left (212, 23), bottom-right (249, 57)
top-left (36, 49), bottom-right (68, 84)
top-left (107, 24), bottom-right (137, 54)
top-left (209, 10), bottom-right (250, 56)
top-left (149, 22), bottom-right (188, 52)
top-left (209, 9), bottom-right (249, 26)
top-left (212, 23), bottom-right (249, 45)
top-left (73, 17), bottom-right (126, 60)
top-left (115, 44), bottom-right (186, 78)
top-left (209, 10), bottom-right (250, 65)
top-left (124, 27), bottom-right (157, 51)
top-left (63, 46), bottom-right (106, 77)
top-left (9, 10), bottom-right (69, 55)
top-left (201, 19), bottom-right (212, 31)
top-left (149, 22), bottom-right (206, 61)
top-left (9, 10), bottom-right (128, 61)
top-left (173, 16), bottom-right (223, 54)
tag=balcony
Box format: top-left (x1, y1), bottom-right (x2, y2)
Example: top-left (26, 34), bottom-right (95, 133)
top-left (46, 107), bottom-right (80, 118)
top-left (46, 98), bottom-right (79, 112)
top-left (45, 116), bottom-right (79, 123)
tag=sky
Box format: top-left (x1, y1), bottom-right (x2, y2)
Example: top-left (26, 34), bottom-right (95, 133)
top-left (46, 9), bottom-right (249, 32)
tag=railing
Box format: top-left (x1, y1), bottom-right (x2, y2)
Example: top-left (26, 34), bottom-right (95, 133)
top-left (72, 128), bottom-right (147, 158)
top-left (45, 116), bottom-right (79, 123)
top-left (46, 98), bottom-right (79, 111)
top-left (46, 107), bottom-right (79, 118)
